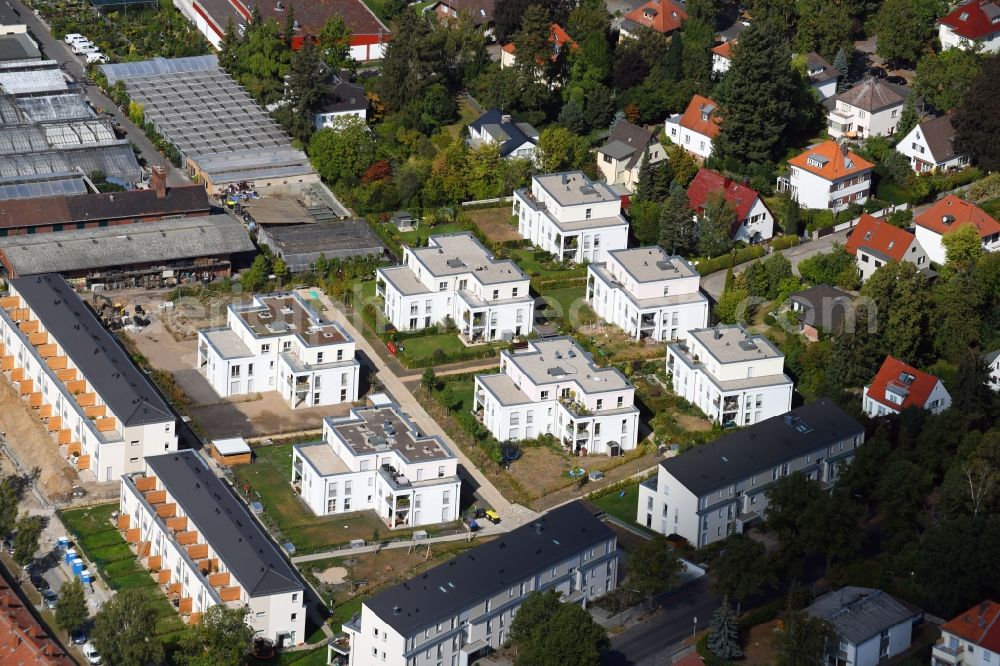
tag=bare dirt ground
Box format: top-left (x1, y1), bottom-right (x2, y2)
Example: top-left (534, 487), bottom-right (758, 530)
top-left (317, 566), bottom-right (348, 585)
top-left (0, 378), bottom-right (75, 497)
top-left (741, 621), bottom-right (781, 665)
top-left (676, 414), bottom-right (713, 432)
top-left (466, 207), bottom-right (521, 242)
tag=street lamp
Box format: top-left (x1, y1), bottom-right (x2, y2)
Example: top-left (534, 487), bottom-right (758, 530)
top-left (692, 616), bottom-right (698, 638)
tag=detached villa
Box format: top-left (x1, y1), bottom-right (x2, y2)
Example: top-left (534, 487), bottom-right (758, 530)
top-left (587, 247), bottom-right (709, 342)
top-left (779, 140), bottom-right (874, 212)
top-left (596, 120), bottom-right (666, 192)
top-left (197, 293), bottom-right (360, 409)
top-left (826, 78), bottom-right (908, 140)
top-left (846, 214), bottom-right (929, 282)
top-left (376, 233), bottom-right (533, 342)
top-left (914, 195), bottom-right (1000, 266)
top-left (896, 115), bottom-right (969, 174)
top-left (292, 402), bottom-right (461, 529)
top-left (862, 356), bottom-right (951, 417)
top-left (938, 0), bottom-right (1000, 53)
top-left (467, 108), bottom-right (539, 161)
top-left (686, 168), bottom-right (775, 244)
top-left (513, 171), bottom-right (630, 264)
top-left (473, 337), bottom-right (640, 456)
top-left (665, 95), bottom-right (721, 160)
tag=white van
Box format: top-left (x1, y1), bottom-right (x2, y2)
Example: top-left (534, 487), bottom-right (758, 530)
top-left (72, 42), bottom-right (98, 55)
top-left (64, 33), bottom-right (88, 45)
top-left (85, 52), bottom-right (109, 64)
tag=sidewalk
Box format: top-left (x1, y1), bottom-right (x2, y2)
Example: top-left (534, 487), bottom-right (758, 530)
top-left (291, 523), bottom-right (496, 564)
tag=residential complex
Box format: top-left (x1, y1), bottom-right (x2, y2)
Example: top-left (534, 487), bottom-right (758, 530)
top-left (473, 337), bottom-right (640, 456)
top-left (596, 120), bottom-right (666, 192)
top-left (938, 0), bottom-right (1000, 53)
top-left (667, 325), bottom-right (793, 427)
top-left (780, 140), bottom-right (874, 212)
top-left (805, 588), bottom-right (920, 666)
top-left (376, 233), bottom-right (533, 341)
top-left (686, 168), bottom-right (775, 244)
top-left (846, 214), bottom-right (929, 282)
top-left (0, 274), bottom-right (177, 482)
top-left (197, 293), bottom-right (361, 409)
top-left (120, 450), bottom-right (306, 644)
top-left (291, 402), bottom-right (461, 529)
top-left (862, 356), bottom-right (952, 417)
top-left (343, 501), bottom-right (618, 666)
top-left (512, 171), bottom-right (630, 264)
top-left (665, 95), bottom-right (721, 159)
top-left (914, 195), bottom-right (1000, 266)
top-left (586, 247), bottom-right (709, 342)
top-left (896, 115), bottom-right (969, 173)
top-left (637, 399), bottom-right (864, 546)
top-left (826, 78), bottom-right (907, 140)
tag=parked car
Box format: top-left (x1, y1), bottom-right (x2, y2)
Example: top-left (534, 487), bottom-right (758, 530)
top-left (30, 575), bottom-right (49, 592)
top-left (71, 629), bottom-right (87, 645)
top-left (83, 642), bottom-right (101, 665)
top-left (63, 33), bottom-right (88, 45)
top-left (886, 75), bottom-right (907, 86)
top-left (72, 42), bottom-right (97, 55)
top-left (866, 66), bottom-right (888, 79)
top-left (485, 509), bottom-right (501, 525)
top-left (41, 589), bottom-right (57, 610)
top-left (85, 52), bottom-right (109, 64)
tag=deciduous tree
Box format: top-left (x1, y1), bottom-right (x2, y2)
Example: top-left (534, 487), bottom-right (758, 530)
top-left (12, 514), bottom-right (42, 567)
top-left (177, 604), bottom-right (254, 666)
top-left (537, 126), bottom-right (589, 172)
top-left (628, 536), bottom-right (683, 605)
top-left (711, 535), bottom-right (776, 602)
top-left (955, 54), bottom-right (1000, 171)
top-left (307, 116), bottom-right (378, 186)
top-left (794, 0), bottom-right (852, 61)
top-left (511, 590), bottom-right (608, 666)
top-left (698, 192), bottom-right (735, 257)
top-left (55, 579), bottom-right (87, 634)
top-left (915, 47), bottom-right (982, 113)
top-left (91, 589), bottom-right (164, 666)
top-left (318, 16), bottom-right (354, 74)
top-left (774, 610), bottom-right (835, 666)
top-left (873, 0), bottom-right (941, 65)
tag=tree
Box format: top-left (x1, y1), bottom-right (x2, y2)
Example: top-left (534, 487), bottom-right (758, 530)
top-left (421, 367), bottom-right (439, 392)
top-left (91, 589), bottom-right (164, 666)
top-left (915, 48), bottom-right (982, 113)
top-left (873, 0), bottom-right (941, 65)
top-left (832, 47), bottom-right (850, 93)
top-left (513, 4), bottom-right (555, 80)
top-left (913, 515), bottom-right (1000, 617)
top-left (537, 126), bottom-right (588, 172)
top-left (932, 272), bottom-right (982, 362)
top-left (510, 589), bottom-right (562, 645)
top-left (714, 272), bottom-right (752, 324)
top-left (55, 579), bottom-right (87, 634)
top-left (307, 116), bottom-right (377, 186)
top-left (763, 253), bottom-right (794, 300)
top-left (775, 610), bottom-right (835, 666)
top-left (12, 514), bottom-right (42, 567)
top-left (217, 19), bottom-right (241, 74)
top-left (628, 536), bottom-right (683, 604)
top-left (275, 40), bottom-right (331, 143)
top-left (376, 12), bottom-right (441, 114)
top-left (708, 598), bottom-right (744, 659)
top-left (712, 535), bottom-right (776, 602)
top-left (630, 200), bottom-right (662, 246)
top-left (943, 223), bottom-right (985, 270)
top-left (177, 604), bottom-right (254, 666)
top-left (797, 245), bottom-right (856, 286)
top-left (794, 0), bottom-right (852, 61)
top-left (895, 95), bottom-right (919, 140)
top-left (493, 0), bottom-right (533, 43)
top-left (765, 472), bottom-right (823, 556)
top-left (318, 16), bottom-right (354, 74)
top-left (513, 591), bottom-right (608, 666)
top-left (860, 260), bottom-right (930, 362)
top-left (240, 254), bottom-right (270, 293)
top-left (681, 17), bottom-right (715, 86)
top-left (666, 144), bottom-right (698, 186)
top-left (955, 53), bottom-right (1000, 171)
top-left (0, 474), bottom-right (29, 538)
top-left (659, 183), bottom-right (696, 255)
top-left (949, 351), bottom-right (995, 424)
top-left (698, 192), bottom-right (735, 257)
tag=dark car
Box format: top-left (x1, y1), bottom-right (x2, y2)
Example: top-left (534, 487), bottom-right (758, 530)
top-left (71, 629), bottom-right (87, 645)
top-left (41, 589), bottom-right (58, 610)
top-left (500, 443), bottom-right (522, 466)
top-left (867, 66), bottom-right (888, 79)
top-left (886, 75), bottom-right (907, 86)
top-left (30, 575), bottom-right (49, 592)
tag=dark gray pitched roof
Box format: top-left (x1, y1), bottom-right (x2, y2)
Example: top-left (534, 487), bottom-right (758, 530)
top-left (917, 114), bottom-right (960, 163)
top-left (468, 108), bottom-right (538, 157)
top-left (145, 451), bottom-right (305, 597)
top-left (789, 284), bottom-right (855, 333)
top-left (9, 274), bottom-right (173, 426)
top-left (805, 52), bottom-right (839, 84)
top-left (365, 501), bottom-right (614, 636)
top-left (660, 399), bottom-right (864, 496)
top-left (835, 78), bottom-right (908, 112)
top-left (806, 587), bottom-right (920, 645)
top-left (321, 77), bottom-right (367, 114)
top-left (599, 120), bottom-right (656, 170)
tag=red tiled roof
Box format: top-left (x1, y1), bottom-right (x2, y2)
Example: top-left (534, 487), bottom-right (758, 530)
top-left (678, 94), bottom-right (722, 138)
top-left (914, 194), bottom-right (1000, 239)
top-left (501, 23), bottom-right (576, 56)
top-left (624, 0), bottom-right (687, 34)
top-left (712, 40), bottom-right (734, 58)
top-left (687, 168), bottom-right (762, 234)
top-left (865, 356), bottom-right (940, 412)
top-left (788, 140), bottom-right (874, 181)
top-left (939, 0), bottom-right (1000, 40)
top-left (0, 582), bottom-right (73, 665)
top-left (942, 601), bottom-right (1000, 652)
top-left (243, 0), bottom-right (389, 38)
top-left (845, 214), bottom-right (915, 261)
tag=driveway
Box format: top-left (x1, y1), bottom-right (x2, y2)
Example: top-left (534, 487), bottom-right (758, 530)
top-left (0, 0), bottom-right (191, 186)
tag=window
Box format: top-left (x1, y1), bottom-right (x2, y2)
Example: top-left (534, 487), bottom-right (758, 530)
top-left (512, 287), bottom-right (518, 297)
top-left (316, 352), bottom-right (323, 364)
top-left (443, 490), bottom-right (451, 505)
top-left (493, 289), bottom-right (499, 300)
top-left (230, 366), bottom-right (241, 378)
top-left (261, 343), bottom-right (270, 354)
top-left (541, 390), bottom-right (549, 400)
top-left (596, 399), bottom-right (603, 410)
top-left (439, 281), bottom-right (447, 292)
top-left (617, 396), bottom-right (623, 408)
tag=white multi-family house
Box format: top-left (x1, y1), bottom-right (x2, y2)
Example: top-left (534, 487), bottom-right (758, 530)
top-left (0, 274), bottom-right (177, 483)
top-left (806, 588), bottom-right (920, 666)
top-left (933, 600), bottom-right (1000, 666)
top-left (667, 325), bottom-right (793, 427)
top-left (984, 350), bottom-right (1000, 392)
top-left (826, 78), bottom-right (908, 139)
top-left (512, 171), bottom-right (630, 264)
top-left (596, 120), bottom-right (666, 192)
top-left (779, 140), bottom-right (875, 212)
top-left (686, 168), bottom-right (775, 244)
top-left (119, 450), bottom-right (306, 644)
top-left (473, 337), bottom-right (640, 456)
top-left (197, 293), bottom-right (360, 409)
top-left (913, 195), bottom-right (1000, 266)
top-left (466, 108), bottom-right (539, 161)
top-left (376, 233), bottom-right (533, 342)
top-left (896, 115), bottom-right (970, 173)
top-left (664, 94), bottom-right (721, 159)
top-left (291, 402), bottom-right (461, 529)
top-left (342, 501), bottom-right (618, 666)
top-left (938, 0), bottom-right (1000, 53)
top-left (637, 399), bottom-right (864, 546)
top-left (862, 356), bottom-right (951, 417)
top-left (845, 214), bottom-right (929, 282)
top-left (587, 247), bottom-right (709, 342)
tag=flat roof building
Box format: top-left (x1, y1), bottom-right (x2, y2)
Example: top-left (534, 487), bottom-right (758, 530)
top-left (257, 220), bottom-right (385, 273)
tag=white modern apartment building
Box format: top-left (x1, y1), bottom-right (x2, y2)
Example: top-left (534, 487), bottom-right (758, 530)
top-left (637, 399), bottom-right (864, 546)
top-left (343, 501), bottom-right (618, 666)
top-left (587, 247), bottom-right (709, 342)
top-left (667, 325), bottom-right (793, 427)
top-left (377, 233), bottom-right (533, 342)
top-left (0, 274), bottom-right (177, 483)
top-left (291, 402), bottom-right (461, 529)
top-left (197, 292), bottom-right (360, 409)
top-left (119, 450), bottom-right (306, 644)
top-left (779, 140), bottom-right (875, 213)
top-left (512, 171), bottom-right (629, 264)
top-left (473, 338), bottom-right (640, 456)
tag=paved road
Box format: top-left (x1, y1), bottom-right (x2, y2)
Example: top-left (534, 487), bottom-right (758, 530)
top-left (1, 0), bottom-right (191, 186)
top-left (700, 229), bottom-right (852, 301)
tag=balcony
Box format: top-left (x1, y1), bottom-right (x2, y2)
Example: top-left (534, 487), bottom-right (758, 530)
top-left (559, 398), bottom-right (592, 418)
top-left (931, 640), bottom-right (961, 664)
top-left (516, 189), bottom-right (546, 212)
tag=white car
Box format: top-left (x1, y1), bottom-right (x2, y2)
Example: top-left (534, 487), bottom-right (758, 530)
top-left (63, 33), bottom-right (88, 45)
top-left (85, 52), bottom-right (108, 64)
top-left (72, 43), bottom-right (98, 55)
top-left (82, 642), bottom-right (101, 665)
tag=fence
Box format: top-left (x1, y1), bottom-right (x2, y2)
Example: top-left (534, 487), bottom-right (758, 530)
top-left (460, 196), bottom-right (513, 208)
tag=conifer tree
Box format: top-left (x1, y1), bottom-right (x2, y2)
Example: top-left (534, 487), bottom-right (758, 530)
top-left (833, 47), bottom-right (850, 93)
top-left (708, 598), bottom-right (744, 660)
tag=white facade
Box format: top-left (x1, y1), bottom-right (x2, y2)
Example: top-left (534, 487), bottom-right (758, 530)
top-left (315, 106), bottom-right (367, 130)
top-left (197, 292), bottom-right (359, 409)
top-left (915, 226), bottom-right (1000, 268)
top-left (0, 277), bottom-right (177, 483)
top-left (512, 171), bottom-right (629, 264)
top-left (896, 123), bottom-right (969, 174)
top-left (473, 338), bottom-right (640, 456)
top-left (291, 403), bottom-right (461, 529)
top-left (664, 116), bottom-right (715, 159)
top-left (171, 0), bottom-right (226, 49)
top-left (587, 248), bottom-right (709, 341)
top-left (733, 197), bottom-right (776, 243)
top-left (862, 379), bottom-right (951, 417)
top-left (834, 622), bottom-right (913, 666)
top-left (827, 96), bottom-right (903, 140)
top-left (782, 162), bottom-right (872, 212)
top-left (377, 233), bottom-right (533, 342)
top-left (712, 52), bottom-right (731, 76)
top-left (120, 451), bottom-right (305, 644)
top-left (667, 325), bottom-right (793, 427)
top-left (939, 21), bottom-right (1000, 54)
top-left (986, 351), bottom-right (1000, 392)
top-left (934, 622), bottom-right (1000, 666)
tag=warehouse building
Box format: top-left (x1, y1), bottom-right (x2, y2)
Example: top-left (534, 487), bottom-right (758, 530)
top-left (0, 214), bottom-right (255, 287)
top-left (257, 221), bottom-right (385, 273)
top-left (0, 274), bottom-right (178, 481)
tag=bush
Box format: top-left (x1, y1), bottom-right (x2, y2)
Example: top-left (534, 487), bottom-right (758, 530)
top-left (967, 172), bottom-right (1000, 201)
top-left (769, 235), bottom-right (800, 251)
top-left (695, 246), bottom-right (766, 275)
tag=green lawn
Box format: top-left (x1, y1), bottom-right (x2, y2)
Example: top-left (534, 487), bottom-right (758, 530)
top-left (397, 221), bottom-right (468, 247)
top-left (397, 333), bottom-right (505, 368)
top-left (591, 484), bottom-right (641, 526)
top-left (876, 176), bottom-right (913, 205)
top-left (507, 248), bottom-right (587, 278)
top-left (250, 646), bottom-right (329, 666)
top-left (536, 284), bottom-right (589, 319)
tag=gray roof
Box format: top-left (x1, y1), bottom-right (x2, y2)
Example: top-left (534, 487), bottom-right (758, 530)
top-left (835, 78), bottom-right (907, 113)
top-left (599, 120), bottom-right (656, 170)
top-left (378, 266), bottom-right (429, 296)
top-left (324, 404), bottom-right (454, 464)
top-left (690, 325), bottom-right (783, 364)
top-left (365, 501), bottom-right (613, 636)
top-left (0, 61), bottom-right (67, 95)
top-left (589, 264), bottom-right (708, 311)
top-left (468, 108), bottom-right (538, 157)
top-left (806, 587), bottom-right (920, 645)
top-left (789, 284), bottom-right (855, 333)
top-left (0, 33), bottom-right (41, 63)
top-left (916, 114), bottom-right (961, 163)
top-left (501, 337), bottom-right (632, 394)
top-left (983, 349), bottom-right (1000, 365)
top-left (475, 373), bottom-right (533, 406)
top-left (660, 399), bottom-right (864, 496)
top-left (144, 451), bottom-right (305, 597)
top-left (0, 215), bottom-right (254, 275)
top-left (9, 274), bottom-right (173, 426)
top-left (533, 171), bottom-right (620, 207)
top-left (608, 247), bottom-right (699, 282)
top-left (805, 52), bottom-right (839, 84)
top-left (256, 220), bottom-right (385, 272)
top-left (408, 233), bottom-right (527, 284)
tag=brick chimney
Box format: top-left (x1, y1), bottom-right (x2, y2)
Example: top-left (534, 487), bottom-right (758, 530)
top-left (151, 166), bottom-right (167, 199)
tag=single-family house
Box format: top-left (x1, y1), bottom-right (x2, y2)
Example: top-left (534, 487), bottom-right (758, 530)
top-left (619, 0), bottom-right (687, 40)
top-left (711, 40), bottom-right (735, 76)
top-left (938, 0), bottom-right (1000, 53)
top-left (845, 214), bottom-right (929, 282)
top-left (686, 168), bottom-right (775, 244)
top-left (804, 51), bottom-right (840, 100)
top-left (314, 76), bottom-right (367, 129)
top-left (779, 140), bottom-right (875, 212)
top-left (862, 356), bottom-right (952, 417)
top-left (806, 588), bottom-right (920, 666)
top-left (500, 23), bottom-right (575, 69)
top-left (665, 95), bottom-right (721, 160)
top-left (913, 195), bottom-right (1000, 266)
top-left (429, 0), bottom-right (494, 27)
top-left (467, 108), bottom-right (540, 161)
top-left (788, 284), bottom-right (856, 341)
top-left (826, 78), bottom-right (908, 139)
top-left (933, 600), bottom-right (1000, 666)
top-left (896, 115), bottom-right (970, 173)
top-left (984, 350), bottom-right (1000, 392)
top-left (597, 120), bottom-right (667, 192)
